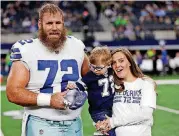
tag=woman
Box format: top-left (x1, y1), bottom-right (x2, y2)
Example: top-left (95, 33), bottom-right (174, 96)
top-left (96, 48), bottom-right (157, 136)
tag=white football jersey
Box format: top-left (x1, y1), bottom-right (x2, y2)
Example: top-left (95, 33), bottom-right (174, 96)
top-left (112, 78), bottom-right (156, 136)
top-left (11, 36), bottom-right (85, 121)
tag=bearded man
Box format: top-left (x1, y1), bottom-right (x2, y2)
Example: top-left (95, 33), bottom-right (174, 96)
top-left (6, 3), bottom-right (89, 136)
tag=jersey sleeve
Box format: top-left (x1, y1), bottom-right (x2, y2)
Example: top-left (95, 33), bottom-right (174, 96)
top-left (10, 42), bottom-right (23, 61)
top-left (69, 36), bottom-right (85, 50)
top-left (79, 72), bottom-right (93, 92)
top-left (10, 41), bottom-right (30, 69)
top-left (81, 72), bottom-right (92, 85)
top-left (76, 80), bottom-right (87, 92)
top-left (76, 38), bottom-right (85, 50)
top-left (140, 80), bottom-right (156, 109)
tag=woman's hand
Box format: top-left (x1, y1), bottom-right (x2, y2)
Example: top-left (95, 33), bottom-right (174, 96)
top-left (95, 115), bottom-right (112, 135)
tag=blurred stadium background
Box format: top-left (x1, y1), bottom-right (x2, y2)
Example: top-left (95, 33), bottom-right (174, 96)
top-left (1, 1), bottom-right (179, 136)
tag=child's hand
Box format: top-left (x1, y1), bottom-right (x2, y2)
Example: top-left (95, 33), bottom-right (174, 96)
top-left (66, 82), bottom-right (77, 90)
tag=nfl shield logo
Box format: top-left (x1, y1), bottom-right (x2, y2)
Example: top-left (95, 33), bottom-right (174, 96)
top-left (39, 129), bottom-right (44, 135)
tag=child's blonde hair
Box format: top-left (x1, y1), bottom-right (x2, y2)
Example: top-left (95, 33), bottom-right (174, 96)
top-left (89, 46), bottom-right (111, 66)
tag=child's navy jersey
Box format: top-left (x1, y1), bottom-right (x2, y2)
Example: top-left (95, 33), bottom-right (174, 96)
top-left (82, 68), bottom-right (115, 114)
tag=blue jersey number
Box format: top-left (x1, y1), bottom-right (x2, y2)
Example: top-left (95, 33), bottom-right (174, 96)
top-left (38, 60), bottom-right (58, 93)
top-left (38, 60), bottom-right (79, 93)
top-left (61, 59), bottom-right (79, 90)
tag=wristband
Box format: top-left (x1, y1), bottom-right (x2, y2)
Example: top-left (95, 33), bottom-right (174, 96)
top-left (37, 93), bottom-right (51, 106)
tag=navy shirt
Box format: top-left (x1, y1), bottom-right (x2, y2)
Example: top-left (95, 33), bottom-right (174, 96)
top-left (82, 68), bottom-right (115, 114)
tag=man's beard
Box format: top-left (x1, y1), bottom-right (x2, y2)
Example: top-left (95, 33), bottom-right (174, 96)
top-left (38, 25), bottom-right (67, 52)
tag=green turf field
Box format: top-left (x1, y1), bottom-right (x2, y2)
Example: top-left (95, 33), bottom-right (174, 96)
top-left (1, 80), bottom-right (179, 136)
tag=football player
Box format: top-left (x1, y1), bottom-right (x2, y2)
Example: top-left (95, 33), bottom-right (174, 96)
top-left (6, 3), bottom-right (89, 136)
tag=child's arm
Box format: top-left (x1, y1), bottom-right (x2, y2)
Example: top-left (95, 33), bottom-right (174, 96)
top-left (66, 82), bottom-right (77, 90)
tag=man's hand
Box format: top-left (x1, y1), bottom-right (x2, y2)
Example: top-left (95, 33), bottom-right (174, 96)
top-left (69, 90), bottom-right (87, 110)
top-left (50, 91), bottom-right (68, 110)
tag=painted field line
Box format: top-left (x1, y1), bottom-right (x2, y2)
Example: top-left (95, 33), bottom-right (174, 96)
top-left (1, 86), bottom-right (6, 91)
top-left (157, 105), bottom-right (179, 114)
top-left (155, 79), bottom-right (179, 85)
top-left (0, 129), bottom-right (4, 136)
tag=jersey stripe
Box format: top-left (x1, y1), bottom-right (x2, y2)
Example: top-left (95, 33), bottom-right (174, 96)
top-left (11, 48), bottom-right (20, 53)
top-left (10, 54), bottom-right (22, 60)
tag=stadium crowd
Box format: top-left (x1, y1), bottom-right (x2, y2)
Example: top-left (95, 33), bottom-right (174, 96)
top-left (1, 1), bottom-right (179, 39)
top-left (101, 1), bottom-right (179, 40)
top-left (1, 1), bottom-right (103, 34)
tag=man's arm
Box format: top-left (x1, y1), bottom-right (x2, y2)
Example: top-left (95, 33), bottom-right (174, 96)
top-left (81, 53), bottom-right (90, 77)
top-left (6, 61), bottom-right (67, 109)
top-left (6, 61), bottom-right (37, 106)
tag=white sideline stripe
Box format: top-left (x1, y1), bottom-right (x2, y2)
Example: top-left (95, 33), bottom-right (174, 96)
top-left (0, 129), bottom-right (4, 136)
top-left (157, 105), bottom-right (179, 114)
top-left (156, 79), bottom-right (179, 85)
top-left (0, 79), bottom-right (179, 92)
top-left (1, 86), bottom-right (6, 91)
